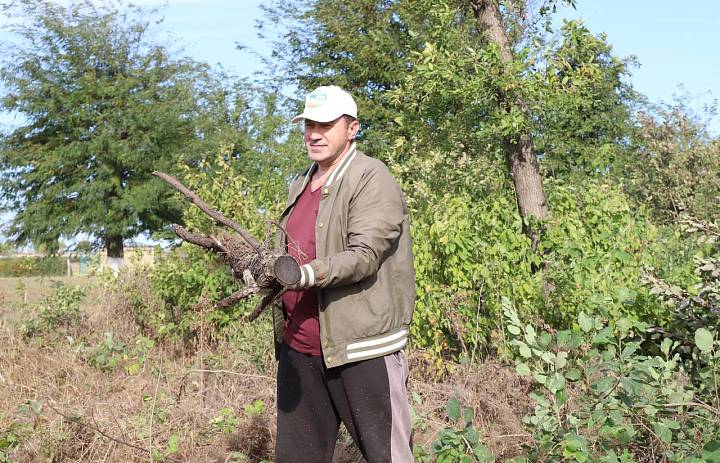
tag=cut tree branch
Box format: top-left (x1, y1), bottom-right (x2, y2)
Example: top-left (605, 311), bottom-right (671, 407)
top-left (153, 170), bottom-right (262, 251)
top-left (153, 171), bottom-right (301, 319)
top-left (172, 224), bottom-right (226, 252)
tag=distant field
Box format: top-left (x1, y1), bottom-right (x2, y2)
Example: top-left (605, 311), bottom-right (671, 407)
top-left (0, 275), bottom-right (98, 308)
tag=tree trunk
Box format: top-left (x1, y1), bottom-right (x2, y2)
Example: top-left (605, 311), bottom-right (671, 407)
top-left (471, 0), bottom-right (548, 244)
top-left (105, 234), bottom-right (124, 271)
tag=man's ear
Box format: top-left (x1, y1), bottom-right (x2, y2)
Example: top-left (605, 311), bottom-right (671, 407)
top-left (348, 119), bottom-right (360, 140)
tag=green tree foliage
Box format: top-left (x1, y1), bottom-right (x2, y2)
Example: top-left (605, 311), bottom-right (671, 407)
top-left (0, 0), bottom-right (208, 258)
top-left (625, 103), bottom-right (720, 225)
top-left (535, 20), bottom-right (637, 177)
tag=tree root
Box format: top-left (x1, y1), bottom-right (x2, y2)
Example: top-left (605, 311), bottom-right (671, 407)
top-left (153, 171), bottom-right (299, 319)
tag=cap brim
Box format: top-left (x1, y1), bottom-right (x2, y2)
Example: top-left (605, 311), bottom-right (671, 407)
top-left (291, 108), bottom-right (345, 124)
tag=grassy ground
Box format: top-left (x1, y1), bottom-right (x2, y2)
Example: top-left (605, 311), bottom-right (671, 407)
top-left (0, 276), bottom-right (98, 306)
top-left (0, 272), bottom-right (531, 462)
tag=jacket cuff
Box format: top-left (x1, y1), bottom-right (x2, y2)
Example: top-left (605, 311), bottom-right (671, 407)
top-left (297, 261), bottom-right (326, 288)
top-left (298, 263), bottom-right (315, 287)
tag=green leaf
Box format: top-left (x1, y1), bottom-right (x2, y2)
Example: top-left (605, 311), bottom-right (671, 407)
top-left (556, 330), bottom-right (573, 348)
top-left (555, 351), bottom-right (568, 370)
top-left (473, 443), bottom-right (495, 462)
top-left (592, 377), bottom-right (615, 394)
top-left (593, 326), bottom-right (614, 345)
top-left (507, 324), bottom-right (521, 336)
top-left (578, 312), bottom-right (594, 332)
top-left (465, 425), bottom-right (479, 444)
top-left (662, 419), bottom-right (680, 430)
top-left (695, 328), bottom-right (715, 353)
top-left (445, 398), bottom-right (461, 422)
top-left (524, 324), bottom-right (536, 344)
top-left (165, 434), bottom-right (180, 454)
top-left (620, 378), bottom-right (643, 396)
top-left (546, 373), bottom-right (566, 393)
top-left (702, 440), bottom-right (720, 463)
top-left (565, 369), bottom-right (582, 381)
top-left (660, 337), bottom-right (672, 356)
top-left (621, 342), bottom-right (640, 358)
top-left (517, 342), bottom-right (532, 358)
top-left (562, 433), bottom-right (586, 453)
top-left (516, 362), bottom-right (531, 376)
top-left (537, 332), bottom-right (552, 348)
top-left (653, 422), bottom-right (672, 444)
top-left (616, 317), bottom-right (633, 337)
top-left (463, 407), bottom-right (474, 427)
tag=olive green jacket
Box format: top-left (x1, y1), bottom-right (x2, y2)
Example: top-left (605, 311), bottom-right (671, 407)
top-left (273, 143), bottom-right (415, 368)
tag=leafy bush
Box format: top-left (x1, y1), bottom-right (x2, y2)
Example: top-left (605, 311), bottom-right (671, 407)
top-left (73, 333), bottom-right (155, 374)
top-left (149, 246), bottom-right (243, 342)
top-left (0, 256), bottom-right (65, 277)
top-left (18, 286), bottom-right (85, 337)
top-left (407, 176), bottom-right (676, 363)
top-left (502, 298), bottom-right (720, 461)
top-left (643, 217), bottom-right (719, 351)
top-left (429, 398), bottom-right (494, 463)
top-left (0, 421), bottom-right (31, 462)
top-left (211, 407), bottom-right (239, 434)
top-left (540, 179), bottom-right (667, 325)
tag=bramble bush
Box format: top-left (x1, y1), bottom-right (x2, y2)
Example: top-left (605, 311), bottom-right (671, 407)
top-left (72, 332), bottom-right (155, 374)
top-left (642, 216), bottom-right (720, 354)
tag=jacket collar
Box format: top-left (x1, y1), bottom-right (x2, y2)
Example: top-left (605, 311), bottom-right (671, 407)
top-left (325, 142), bottom-right (357, 186)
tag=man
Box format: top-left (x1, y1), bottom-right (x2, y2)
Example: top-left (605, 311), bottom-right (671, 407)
top-left (273, 85), bottom-right (416, 462)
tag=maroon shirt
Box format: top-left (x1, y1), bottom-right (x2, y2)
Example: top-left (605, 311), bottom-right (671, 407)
top-left (281, 182), bottom-right (322, 356)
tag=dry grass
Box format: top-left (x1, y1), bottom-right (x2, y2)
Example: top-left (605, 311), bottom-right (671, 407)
top-left (0, 324), bottom-right (279, 462)
top-left (0, 275), bottom-right (98, 308)
top-left (0, 273), bottom-right (534, 462)
top-left (406, 353), bottom-right (533, 460)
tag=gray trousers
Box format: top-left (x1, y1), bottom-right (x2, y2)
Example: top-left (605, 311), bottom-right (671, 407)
top-left (275, 344), bottom-right (413, 462)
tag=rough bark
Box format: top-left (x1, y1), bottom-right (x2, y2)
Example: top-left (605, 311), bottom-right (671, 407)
top-left (106, 235), bottom-right (124, 258)
top-left (105, 234), bottom-right (124, 271)
top-left (153, 171), bottom-right (300, 320)
top-left (471, 0), bottom-right (548, 243)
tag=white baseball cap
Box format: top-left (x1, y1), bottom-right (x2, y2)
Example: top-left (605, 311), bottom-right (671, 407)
top-left (291, 85), bottom-right (357, 124)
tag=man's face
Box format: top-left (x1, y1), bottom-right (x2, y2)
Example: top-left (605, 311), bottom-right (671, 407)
top-left (303, 116), bottom-right (359, 166)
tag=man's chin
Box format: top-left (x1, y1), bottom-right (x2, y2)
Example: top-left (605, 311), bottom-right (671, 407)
top-left (307, 150), bottom-right (327, 161)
